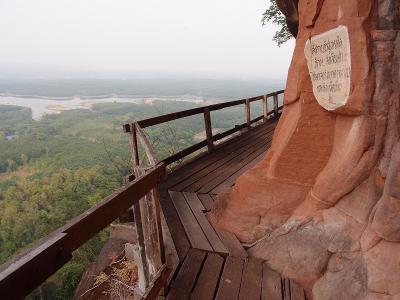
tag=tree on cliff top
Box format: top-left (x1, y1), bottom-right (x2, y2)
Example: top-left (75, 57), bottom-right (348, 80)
top-left (262, 0), bottom-right (292, 46)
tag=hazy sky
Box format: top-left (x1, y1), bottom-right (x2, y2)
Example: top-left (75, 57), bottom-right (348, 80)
top-left (0, 0), bottom-right (295, 79)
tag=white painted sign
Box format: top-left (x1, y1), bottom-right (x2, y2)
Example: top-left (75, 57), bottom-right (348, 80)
top-left (304, 26), bottom-right (351, 111)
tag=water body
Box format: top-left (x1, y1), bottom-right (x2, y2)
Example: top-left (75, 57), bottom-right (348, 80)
top-left (0, 95), bottom-right (216, 120)
top-left (0, 96), bottom-right (88, 120)
top-left (5, 133), bottom-right (14, 140)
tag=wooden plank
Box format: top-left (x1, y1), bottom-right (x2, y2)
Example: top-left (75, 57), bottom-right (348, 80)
top-left (213, 227), bottom-right (248, 259)
top-left (215, 256), bottom-right (244, 300)
top-left (183, 193), bottom-right (228, 254)
top-left (144, 266), bottom-right (172, 300)
top-left (124, 91), bottom-right (285, 132)
top-left (251, 115), bottom-right (264, 124)
top-left (166, 249), bottom-right (206, 300)
top-left (135, 122), bottom-right (159, 165)
top-left (262, 264), bottom-right (282, 300)
top-left (204, 108), bottom-right (214, 152)
top-left (290, 280), bottom-right (305, 300)
top-left (129, 123), bottom-right (140, 166)
top-left (213, 114), bottom-right (269, 142)
top-left (133, 167), bottom-right (162, 284)
top-left (210, 194), bottom-right (218, 201)
top-left (249, 90), bottom-right (284, 103)
top-left (166, 120), bottom-right (274, 180)
top-left (191, 137), bottom-right (273, 193)
top-left (263, 95), bottom-right (268, 119)
top-left (142, 192), bottom-right (163, 275)
top-left (62, 163), bottom-right (166, 251)
top-left (0, 233), bottom-right (71, 300)
top-left (164, 120), bottom-right (276, 188)
top-left (177, 133), bottom-right (269, 190)
top-left (195, 130), bottom-right (274, 193)
top-left (239, 258), bottom-right (263, 300)
top-left (197, 138), bottom-right (273, 193)
top-left (162, 116), bottom-right (270, 165)
top-left (212, 122), bottom-right (248, 142)
top-left (158, 189), bottom-right (190, 261)
top-left (150, 188), bottom-right (166, 264)
top-left (136, 99), bottom-right (247, 129)
top-left (162, 139), bottom-right (208, 165)
top-left (273, 94), bottom-right (279, 116)
top-left (197, 193), bottom-right (215, 211)
top-left (210, 135), bottom-right (272, 194)
top-left (133, 198), bottom-right (151, 286)
top-left (191, 253), bottom-right (225, 300)
top-left (245, 99), bottom-right (251, 128)
top-left (169, 191), bottom-right (213, 251)
top-left (171, 126), bottom-right (274, 192)
top-left (247, 94), bottom-right (264, 103)
top-left (124, 94), bottom-right (282, 167)
top-left (163, 119), bottom-right (271, 169)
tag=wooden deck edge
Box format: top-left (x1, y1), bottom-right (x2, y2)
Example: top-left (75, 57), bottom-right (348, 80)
top-left (165, 118), bottom-right (278, 175)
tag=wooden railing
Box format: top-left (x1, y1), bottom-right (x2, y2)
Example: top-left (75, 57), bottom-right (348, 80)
top-left (0, 164), bottom-right (167, 299)
top-left (123, 90), bottom-right (284, 166)
top-left (0, 89), bottom-right (284, 299)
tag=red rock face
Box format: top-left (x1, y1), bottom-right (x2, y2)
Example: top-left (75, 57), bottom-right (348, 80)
top-left (211, 0), bottom-right (400, 298)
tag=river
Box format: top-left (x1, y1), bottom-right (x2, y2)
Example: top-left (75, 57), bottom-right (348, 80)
top-left (0, 95), bottom-right (217, 120)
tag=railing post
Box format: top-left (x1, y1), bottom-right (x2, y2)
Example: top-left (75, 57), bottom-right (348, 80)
top-left (151, 188), bottom-right (166, 265)
top-left (203, 108), bottom-right (214, 152)
top-left (245, 99), bottom-right (251, 129)
top-left (120, 123), bottom-right (140, 222)
top-left (263, 95), bottom-right (268, 121)
top-left (273, 93), bottom-right (279, 117)
top-left (135, 122), bottom-right (158, 166)
top-left (132, 198), bottom-right (151, 291)
top-left (127, 123), bottom-right (166, 294)
top-left (129, 123), bottom-right (140, 169)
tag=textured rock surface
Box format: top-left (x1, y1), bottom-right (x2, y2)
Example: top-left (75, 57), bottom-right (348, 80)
top-left (211, 0), bottom-right (400, 298)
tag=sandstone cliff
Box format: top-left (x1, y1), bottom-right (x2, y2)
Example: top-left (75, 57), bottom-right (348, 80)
top-left (211, 0), bottom-right (400, 298)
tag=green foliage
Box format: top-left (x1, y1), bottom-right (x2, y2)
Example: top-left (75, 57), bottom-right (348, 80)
top-left (0, 98), bottom-right (267, 298)
top-left (0, 167), bottom-right (119, 262)
top-left (0, 166), bottom-right (117, 298)
top-left (262, 0), bottom-right (293, 46)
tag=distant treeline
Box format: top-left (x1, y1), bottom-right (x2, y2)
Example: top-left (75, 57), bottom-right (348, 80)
top-left (0, 78), bottom-right (284, 99)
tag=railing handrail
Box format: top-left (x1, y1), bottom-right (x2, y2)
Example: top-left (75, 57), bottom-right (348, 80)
top-left (123, 90), bottom-right (284, 131)
top-left (123, 90), bottom-right (285, 166)
top-left (0, 164), bottom-right (167, 299)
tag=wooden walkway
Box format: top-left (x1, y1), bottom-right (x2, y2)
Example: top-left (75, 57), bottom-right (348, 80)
top-left (159, 119), bottom-right (306, 299)
top-left (167, 249), bottom-right (304, 300)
